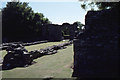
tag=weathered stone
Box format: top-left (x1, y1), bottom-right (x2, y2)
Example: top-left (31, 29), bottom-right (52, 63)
top-left (2, 41), bottom-right (73, 70)
top-left (47, 50), bottom-right (57, 55)
top-left (1, 41), bottom-right (48, 50)
top-left (61, 23), bottom-right (78, 40)
top-left (2, 44), bottom-right (32, 70)
top-left (41, 24), bottom-right (63, 41)
top-left (69, 23), bottom-right (78, 40)
top-left (72, 8), bottom-right (120, 77)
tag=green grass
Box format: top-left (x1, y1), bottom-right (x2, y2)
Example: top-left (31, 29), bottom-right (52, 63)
top-left (64, 35), bottom-right (70, 36)
top-left (1, 41), bottom-right (74, 78)
top-left (25, 41), bottom-right (68, 51)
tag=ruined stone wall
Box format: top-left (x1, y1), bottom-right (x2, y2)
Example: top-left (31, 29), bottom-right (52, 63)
top-left (47, 24), bottom-right (62, 41)
top-left (61, 23), bottom-right (78, 40)
top-left (41, 24), bottom-right (63, 41)
top-left (69, 23), bottom-right (78, 40)
top-left (72, 8), bottom-right (119, 77)
top-left (41, 25), bottom-right (49, 40)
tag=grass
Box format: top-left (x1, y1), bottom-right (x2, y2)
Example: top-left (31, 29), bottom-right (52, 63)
top-left (1, 41), bottom-right (74, 78)
top-left (64, 35), bottom-right (70, 36)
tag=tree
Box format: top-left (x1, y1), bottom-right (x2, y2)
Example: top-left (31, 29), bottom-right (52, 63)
top-left (61, 23), bottom-right (70, 35)
top-left (73, 21), bottom-right (84, 31)
top-left (2, 2), bottom-right (33, 40)
top-left (2, 2), bottom-right (51, 42)
top-left (80, 1), bottom-right (120, 11)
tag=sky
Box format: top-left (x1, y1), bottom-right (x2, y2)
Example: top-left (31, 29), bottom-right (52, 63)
top-left (0, 0), bottom-right (88, 24)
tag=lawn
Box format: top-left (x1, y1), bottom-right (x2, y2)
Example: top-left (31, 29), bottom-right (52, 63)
top-left (1, 41), bottom-right (74, 78)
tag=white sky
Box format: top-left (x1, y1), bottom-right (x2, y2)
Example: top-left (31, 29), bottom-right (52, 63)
top-left (1, 0), bottom-right (79, 2)
top-left (1, 0), bottom-right (120, 2)
top-left (1, 1), bottom-right (87, 24)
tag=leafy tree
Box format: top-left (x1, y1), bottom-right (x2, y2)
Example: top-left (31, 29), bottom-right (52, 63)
top-left (95, 2), bottom-right (119, 10)
top-left (80, 1), bottom-right (120, 11)
top-left (73, 21), bottom-right (84, 31)
top-left (2, 2), bottom-right (33, 40)
top-left (61, 23), bottom-right (70, 35)
top-left (2, 2), bottom-right (51, 42)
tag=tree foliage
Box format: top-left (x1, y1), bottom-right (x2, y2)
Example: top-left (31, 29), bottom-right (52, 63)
top-left (61, 22), bottom-right (84, 36)
top-left (2, 2), bottom-right (51, 42)
top-left (73, 21), bottom-right (84, 31)
top-left (61, 23), bottom-right (70, 35)
top-left (81, 1), bottom-right (120, 11)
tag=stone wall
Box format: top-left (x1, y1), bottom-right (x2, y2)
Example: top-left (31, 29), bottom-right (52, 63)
top-left (0, 40), bottom-right (48, 50)
top-left (72, 8), bottom-right (119, 77)
top-left (41, 24), bottom-right (63, 41)
top-left (69, 23), bottom-right (78, 40)
top-left (48, 24), bottom-right (63, 41)
top-left (2, 41), bottom-right (73, 70)
top-left (61, 23), bottom-right (78, 40)
top-left (41, 23), bottom-right (78, 41)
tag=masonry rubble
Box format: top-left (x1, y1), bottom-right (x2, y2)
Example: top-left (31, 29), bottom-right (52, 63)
top-left (0, 40), bottom-right (48, 50)
top-left (2, 41), bottom-right (73, 70)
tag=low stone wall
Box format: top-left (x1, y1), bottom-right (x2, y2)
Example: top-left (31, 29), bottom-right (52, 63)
top-left (0, 40), bottom-right (48, 50)
top-left (2, 41), bottom-right (73, 70)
